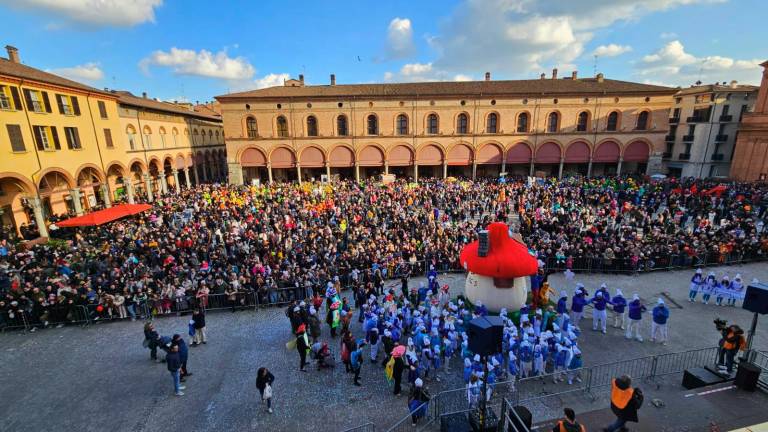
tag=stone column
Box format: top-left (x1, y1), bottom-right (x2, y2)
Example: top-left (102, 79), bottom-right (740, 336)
top-left (143, 174), bottom-right (153, 202)
top-left (558, 158), bottom-right (565, 179)
top-left (70, 188), bottom-right (84, 216)
top-left (193, 165), bottom-right (200, 185)
top-left (529, 161), bottom-right (535, 177)
top-left (267, 163), bottom-right (273, 184)
top-left (100, 184), bottom-right (112, 208)
top-left (125, 181), bottom-right (135, 204)
top-left (443, 161), bottom-right (448, 179)
top-left (414, 164), bottom-right (419, 183)
top-left (616, 157), bottom-right (623, 176)
top-left (296, 163), bottom-right (302, 183)
top-left (587, 158), bottom-right (593, 178)
top-left (500, 159), bottom-right (507, 177)
top-left (172, 169), bottom-right (181, 193)
top-left (31, 196), bottom-right (49, 238)
top-left (184, 168), bottom-right (192, 189)
top-left (384, 162), bottom-right (389, 175)
top-left (355, 164), bottom-right (360, 182)
top-left (227, 162), bottom-right (244, 186)
top-left (159, 171), bottom-right (168, 195)
top-left (325, 162), bottom-right (331, 181)
top-left (472, 162), bottom-right (478, 180)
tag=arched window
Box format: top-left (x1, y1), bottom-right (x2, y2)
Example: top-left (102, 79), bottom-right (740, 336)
top-left (396, 114), bottom-right (409, 135)
top-left (143, 126), bottom-right (152, 149)
top-left (367, 115), bottom-right (378, 135)
top-left (276, 116), bottom-right (289, 137)
top-left (606, 111), bottom-right (619, 131)
top-left (516, 112), bottom-right (529, 133)
top-left (547, 112), bottom-right (559, 133)
top-left (427, 113), bottom-right (439, 134)
top-left (215, 130), bottom-right (220, 143)
top-left (126, 125), bottom-right (137, 150)
top-left (159, 127), bottom-right (167, 147)
top-left (306, 115), bottom-right (318, 136)
top-left (576, 111), bottom-right (589, 132)
top-left (172, 128), bottom-right (179, 146)
top-left (636, 111), bottom-right (649, 130)
top-left (486, 113), bottom-right (498, 133)
top-left (337, 115), bottom-right (348, 136)
top-left (246, 116), bottom-right (258, 138)
top-left (457, 113), bottom-right (468, 134)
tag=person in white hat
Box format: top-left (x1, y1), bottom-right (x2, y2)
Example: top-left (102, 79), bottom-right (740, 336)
top-left (625, 293), bottom-right (646, 342)
top-left (611, 289), bottom-right (627, 330)
top-left (409, 377), bottom-right (431, 426)
top-left (702, 272), bottom-right (717, 304)
top-left (715, 275), bottom-right (730, 307)
top-left (651, 298), bottom-right (670, 345)
top-left (689, 269), bottom-right (704, 302)
top-left (728, 274), bottom-right (745, 307)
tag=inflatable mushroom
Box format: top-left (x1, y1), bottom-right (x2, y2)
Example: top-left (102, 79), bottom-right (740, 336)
top-left (460, 222), bottom-right (538, 312)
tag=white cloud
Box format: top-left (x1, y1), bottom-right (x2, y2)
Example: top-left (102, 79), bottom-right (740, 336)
top-left (385, 17), bottom-right (416, 60)
top-left (384, 63), bottom-right (474, 83)
top-left (0, 0), bottom-right (162, 27)
top-left (253, 73), bottom-right (290, 89)
top-left (140, 47), bottom-right (255, 80)
top-left (47, 62), bottom-right (104, 83)
top-left (431, 0), bottom-right (724, 75)
top-left (636, 40), bottom-right (762, 85)
top-left (592, 44), bottom-right (632, 57)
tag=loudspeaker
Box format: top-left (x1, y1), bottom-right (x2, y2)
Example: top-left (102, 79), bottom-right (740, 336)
top-left (682, 367), bottom-right (728, 389)
top-left (468, 316), bottom-right (504, 356)
top-left (468, 407), bottom-right (498, 432)
top-left (743, 283), bottom-right (768, 314)
top-left (735, 362), bottom-right (761, 392)
top-left (440, 412), bottom-right (471, 432)
top-left (506, 406), bottom-right (533, 432)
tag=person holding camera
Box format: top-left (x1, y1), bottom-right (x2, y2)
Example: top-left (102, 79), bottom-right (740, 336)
top-left (717, 322), bottom-right (746, 374)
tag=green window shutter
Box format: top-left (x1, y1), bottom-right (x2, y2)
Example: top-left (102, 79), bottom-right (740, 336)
top-left (42, 91), bottom-right (52, 113)
top-left (7, 124), bottom-right (25, 152)
top-left (71, 96), bottom-right (81, 116)
top-left (64, 127), bottom-right (74, 149)
top-left (50, 126), bottom-right (61, 149)
top-left (23, 89), bottom-right (34, 111)
top-left (33, 126), bottom-right (44, 150)
top-left (104, 128), bottom-right (113, 147)
top-left (56, 94), bottom-right (65, 114)
top-left (9, 87), bottom-right (22, 111)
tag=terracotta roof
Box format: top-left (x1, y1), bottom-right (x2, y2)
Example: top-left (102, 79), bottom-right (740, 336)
top-left (216, 77), bottom-right (678, 101)
top-left (0, 57), bottom-right (112, 96)
top-left (675, 84), bottom-right (759, 96)
top-left (115, 91), bottom-right (222, 122)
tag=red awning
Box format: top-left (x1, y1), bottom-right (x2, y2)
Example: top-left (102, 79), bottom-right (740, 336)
top-left (56, 203), bottom-right (152, 227)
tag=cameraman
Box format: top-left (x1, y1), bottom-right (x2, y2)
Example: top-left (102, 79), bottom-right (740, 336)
top-left (717, 322), bottom-right (745, 374)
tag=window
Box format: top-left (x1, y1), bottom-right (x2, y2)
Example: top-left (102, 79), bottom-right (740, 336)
top-left (396, 114), bottom-right (409, 135)
top-left (739, 105), bottom-right (748, 121)
top-left (33, 125), bottom-right (60, 150)
top-left (172, 128), bottom-right (178, 146)
top-left (143, 128), bottom-right (152, 149)
top-left (547, 112), bottom-right (559, 133)
top-left (64, 127), bottom-right (82, 149)
top-left (636, 111), bottom-right (649, 130)
top-left (687, 124), bottom-right (696, 136)
top-left (103, 128), bottom-right (114, 148)
top-left (246, 117), bottom-right (258, 138)
top-left (24, 89), bottom-right (50, 113)
top-left (457, 113), bottom-right (468, 134)
top-left (55, 94), bottom-right (80, 116)
top-left (486, 113), bottom-right (498, 133)
top-left (517, 112), bottom-right (529, 133)
top-left (576, 111), bottom-right (589, 132)
top-left (126, 126), bottom-right (137, 150)
top-left (672, 107), bottom-right (681, 119)
top-left (367, 115), bottom-right (378, 135)
top-left (277, 116), bottom-right (289, 137)
top-left (0, 85), bottom-right (12, 110)
top-left (721, 104), bottom-right (730, 116)
top-left (159, 128), bottom-right (167, 148)
top-left (6, 124), bottom-right (25, 152)
top-left (606, 111), bottom-right (619, 131)
top-left (337, 115), bottom-right (348, 136)
top-left (717, 123), bottom-right (726, 135)
top-left (306, 115), bottom-right (318, 136)
top-left (98, 101), bottom-right (108, 119)
top-left (426, 113), bottom-right (438, 134)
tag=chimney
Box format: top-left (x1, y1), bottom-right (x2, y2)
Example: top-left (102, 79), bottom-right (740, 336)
top-left (551, 68), bottom-right (558, 79)
top-left (730, 80), bottom-right (738, 89)
top-left (540, 73), bottom-right (546, 80)
top-left (299, 74), bottom-right (304, 84)
top-left (330, 74), bottom-right (336, 85)
top-left (5, 45), bottom-right (19, 63)
top-left (596, 73), bottom-right (604, 83)
top-left (142, 92), bottom-right (147, 98)
top-left (485, 72), bottom-right (491, 81)
top-left (571, 71), bottom-right (578, 80)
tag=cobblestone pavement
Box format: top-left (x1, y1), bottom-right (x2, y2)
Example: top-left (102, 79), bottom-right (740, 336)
top-left (1, 263), bottom-right (767, 432)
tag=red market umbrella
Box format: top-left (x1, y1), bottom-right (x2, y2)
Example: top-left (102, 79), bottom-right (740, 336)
top-left (56, 203), bottom-right (152, 227)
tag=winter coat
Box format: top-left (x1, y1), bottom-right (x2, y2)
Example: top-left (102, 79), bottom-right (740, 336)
top-left (611, 296), bottom-right (627, 314)
top-left (628, 300), bottom-right (646, 321)
top-left (256, 370), bottom-right (275, 392)
top-left (307, 315), bottom-right (322, 338)
top-left (652, 305), bottom-right (669, 325)
top-left (192, 311), bottom-right (206, 329)
top-left (571, 295), bottom-right (586, 313)
top-left (166, 351), bottom-right (181, 372)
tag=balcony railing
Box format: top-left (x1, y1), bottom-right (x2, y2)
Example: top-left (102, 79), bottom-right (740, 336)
top-left (665, 134), bottom-right (675, 142)
top-left (711, 154), bottom-right (725, 161)
top-left (669, 117), bottom-right (680, 124)
top-left (662, 152), bottom-right (673, 159)
top-left (686, 116), bottom-right (707, 123)
top-left (682, 135), bottom-right (695, 141)
top-left (719, 114), bottom-right (733, 122)
top-left (715, 134), bottom-right (728, 141)
top-left (679, 153), bottom-right (691, 160)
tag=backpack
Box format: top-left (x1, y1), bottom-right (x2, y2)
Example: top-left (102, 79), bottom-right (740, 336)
top-left (633, 387), bottom-right (644, 409)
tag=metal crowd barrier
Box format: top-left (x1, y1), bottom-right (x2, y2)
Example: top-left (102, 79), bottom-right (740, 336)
top-left (341, 422), bottom-right (376, 432)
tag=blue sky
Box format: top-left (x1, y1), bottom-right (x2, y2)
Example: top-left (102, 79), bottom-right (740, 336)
top-left (1, 0), bottom-right (766, 103)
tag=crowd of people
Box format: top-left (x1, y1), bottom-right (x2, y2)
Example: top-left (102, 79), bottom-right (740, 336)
top-left (0, 175), bottom-right (766, 334)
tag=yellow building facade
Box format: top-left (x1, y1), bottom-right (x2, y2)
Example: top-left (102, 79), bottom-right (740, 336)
top-left (0, 46), bottom-right (224, 238)
top-left (217, 71), bottom-right (678, 185)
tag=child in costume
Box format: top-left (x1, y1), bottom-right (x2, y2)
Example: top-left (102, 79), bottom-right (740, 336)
top-left (689, 269), bottom-right (704, 302)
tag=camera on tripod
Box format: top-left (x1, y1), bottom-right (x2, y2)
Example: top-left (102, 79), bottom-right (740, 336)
top-left (714, 318), bottom-right (728, 332)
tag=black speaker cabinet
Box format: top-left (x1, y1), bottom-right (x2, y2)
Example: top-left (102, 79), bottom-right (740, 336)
top-left (743, 283), bottom-right (768, 314)
top-left (468, 407), bottom-right (498, 432)
top-left (468, 316), bottom-right (504, 356)
top-left (506, 406), bottom-right (533, 432)
top-left (440, 412), bottom-right (471, 432)
top-left (735, 362), bottom-right (761, 392)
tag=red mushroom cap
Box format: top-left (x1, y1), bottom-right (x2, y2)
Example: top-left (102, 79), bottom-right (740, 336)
top-left (459, 222), bottom-right (537, 279)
